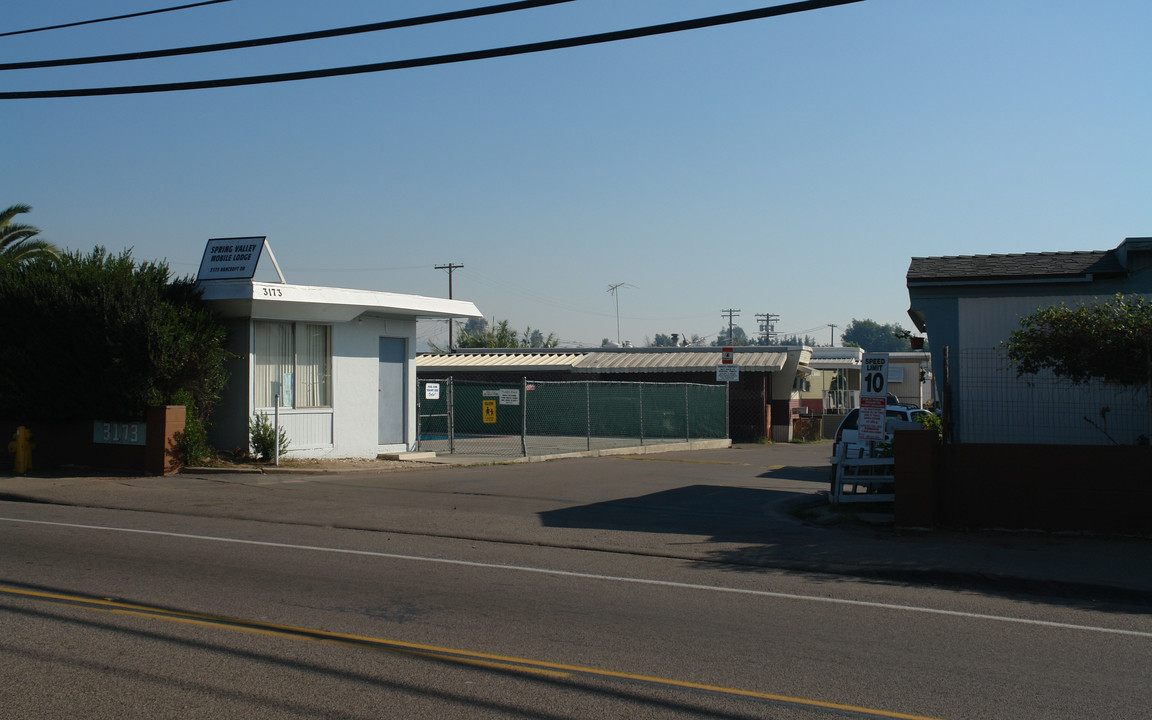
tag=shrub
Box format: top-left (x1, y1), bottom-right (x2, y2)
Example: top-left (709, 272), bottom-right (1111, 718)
top-left (249, 412), bottom-right (289, 461)
top-left (916, 412), bottom-right (942, 439)
top-left (172, 389), bottom-right (213, 465)
top-left (0, 247), bottom-right (229, 423)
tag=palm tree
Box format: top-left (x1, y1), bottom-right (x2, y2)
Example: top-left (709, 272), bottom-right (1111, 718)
top-left (1, 203), bottom-right (59, 265)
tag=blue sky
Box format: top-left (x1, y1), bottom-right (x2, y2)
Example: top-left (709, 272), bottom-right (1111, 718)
top-left (5, 0), bottom-right (1150, 349)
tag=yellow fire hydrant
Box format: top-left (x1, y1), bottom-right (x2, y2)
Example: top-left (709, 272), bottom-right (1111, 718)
top-left (8, 426), bottom-right (35, 474)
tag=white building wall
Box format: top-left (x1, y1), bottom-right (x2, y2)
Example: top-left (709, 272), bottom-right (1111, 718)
top-left (323, 316), bottom-right (417, 458)
top-left (246, 316), bottom-right (417, 459)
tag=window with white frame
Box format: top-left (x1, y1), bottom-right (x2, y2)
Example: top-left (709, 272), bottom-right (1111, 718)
top-left (888, 366), bottom-right (905, 383)
top-left (253, 321), bottom-right (331, 408)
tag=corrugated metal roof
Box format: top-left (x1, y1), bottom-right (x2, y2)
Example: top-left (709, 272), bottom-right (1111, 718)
top-left (417, 352), bottom-right (587, 372)
top-left (808, 358), bottom-right (860, 370)
top-left (574, 350), bottom-right (788, 373)
top-left (417, 349), bottom-right (791, 373)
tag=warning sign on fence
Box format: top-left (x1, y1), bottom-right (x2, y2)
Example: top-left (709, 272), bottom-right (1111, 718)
top-left (482, 400), bottom-right (497, 424)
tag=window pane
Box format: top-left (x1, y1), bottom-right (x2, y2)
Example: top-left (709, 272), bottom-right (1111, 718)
top-left (297, 324), bottom-right (331, 407)
top-left (254, 321), bottom-right (293, 407)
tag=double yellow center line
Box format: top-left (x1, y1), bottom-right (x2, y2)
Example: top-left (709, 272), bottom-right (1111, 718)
top-left (2, 585), bottom-right (948, 720)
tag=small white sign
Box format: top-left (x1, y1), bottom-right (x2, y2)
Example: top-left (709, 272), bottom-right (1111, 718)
top-left (425, 383), bottom-right (440, 400)
top-left (197, 237), bottom-right (266, 281)
top-left (499, 389), bottom-right (520, 405)
top-left (716, 364), bottom-right (740, 382)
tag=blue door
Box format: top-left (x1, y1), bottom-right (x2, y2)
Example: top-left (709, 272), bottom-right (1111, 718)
top-left (378, 337), bottom-right (406, 445)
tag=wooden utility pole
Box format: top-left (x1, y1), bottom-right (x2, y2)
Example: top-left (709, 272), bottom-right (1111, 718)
top-left (721, 309), bottom-right (740, 343)
top-left (436, 263), bottom-right (464, 351)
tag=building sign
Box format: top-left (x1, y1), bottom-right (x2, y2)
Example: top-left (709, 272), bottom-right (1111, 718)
top-left (482, 400), bottom-right (497, 424)
top-left (858, 353), bottom-right (889, 442)
top-left (425, 383), bottom-right (440, 400)
top-left (93, 421), bottom-right (147, 446)
top-left (499, 389), bottom-right (520, 405)
top-left (716, 364), bottom-right (739, 383)
top-left (483, 389), bottom-right (521, 405)
top-left (197, 237), bottom-right (266, 281)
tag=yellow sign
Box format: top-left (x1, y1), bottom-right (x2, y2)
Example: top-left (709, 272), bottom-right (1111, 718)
top-left (483, 400), bottom-right (497, 424)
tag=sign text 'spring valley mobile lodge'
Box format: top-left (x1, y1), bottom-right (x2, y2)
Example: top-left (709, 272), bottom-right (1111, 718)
top-left (196, 238), bottom-right (482, 458)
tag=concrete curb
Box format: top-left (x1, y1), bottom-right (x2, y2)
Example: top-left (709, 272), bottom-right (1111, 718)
top-left (182, 439), bottom-right (734, 474)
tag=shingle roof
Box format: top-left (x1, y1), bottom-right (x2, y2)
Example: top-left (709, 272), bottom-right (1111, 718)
top-left (906, 250), bottom-right (1125, 285)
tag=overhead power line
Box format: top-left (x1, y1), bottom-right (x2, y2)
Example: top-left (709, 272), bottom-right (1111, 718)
top-left (0, 0), bottom-right (576, 71)
top-left (0, 1), bottom-right (233, 39)
top-left (0, 0), bottom-right (865, 99)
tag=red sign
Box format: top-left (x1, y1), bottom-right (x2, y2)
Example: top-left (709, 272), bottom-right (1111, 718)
top-left (722, 347), bottom-right (734, 365)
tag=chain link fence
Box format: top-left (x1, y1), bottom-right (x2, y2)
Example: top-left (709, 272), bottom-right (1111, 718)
top-left (953, 348), bottom-right (1150, 445)
top-left (417, 378), bottom-right (727, 456)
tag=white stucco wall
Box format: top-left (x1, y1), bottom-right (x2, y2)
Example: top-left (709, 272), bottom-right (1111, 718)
top-left (268, 316), bottom-right (416, 459)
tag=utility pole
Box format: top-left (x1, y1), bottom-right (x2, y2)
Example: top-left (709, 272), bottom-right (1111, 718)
top-left (436, 263), bottom-right (464, 351)
top-left (828, 323), bottom-right (838, 347)
top-left (721, 309), bottom-right (740, 343)
top-left (756, 312), bottom-right (779, 344)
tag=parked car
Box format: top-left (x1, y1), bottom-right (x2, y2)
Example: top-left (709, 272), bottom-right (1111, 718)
top-left (830, 405), bottom-right (932, 464)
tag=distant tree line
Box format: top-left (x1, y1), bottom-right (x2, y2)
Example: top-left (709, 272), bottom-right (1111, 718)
top-left (443, 318), bottom-right (559, 350)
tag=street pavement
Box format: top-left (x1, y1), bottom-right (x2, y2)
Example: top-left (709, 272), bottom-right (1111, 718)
top-left (2, 441), bottom-right (1150, 605)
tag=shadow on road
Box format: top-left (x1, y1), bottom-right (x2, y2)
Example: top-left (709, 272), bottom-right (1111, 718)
top-left (539, 485), bottom-right (802, 543)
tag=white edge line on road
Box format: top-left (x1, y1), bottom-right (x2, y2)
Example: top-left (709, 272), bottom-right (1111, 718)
top-left (3, 516), bottom-right (1149, 639)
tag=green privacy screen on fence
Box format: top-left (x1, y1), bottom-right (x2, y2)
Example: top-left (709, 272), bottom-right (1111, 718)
top-left (417, 378), bottom-right (727, 456)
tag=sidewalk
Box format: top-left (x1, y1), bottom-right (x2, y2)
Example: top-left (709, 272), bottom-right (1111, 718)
top-left (2, 442), bottom-right (1150, 604)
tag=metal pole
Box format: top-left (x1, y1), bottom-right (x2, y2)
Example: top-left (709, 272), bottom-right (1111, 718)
top-left (521, 377), bottom-right (528, 457)
top-left (725, 382), bottom-right (730, 440)
top-left (586, 381), bottom-right (592, 451)
top-left (448, 377), bottom-right (455, 455)
top-left (639, 383), bottom-right (644, 446)
top-left (685, 384), bottom-right (690, 442)
top-left (942, 347), bottom-right (952, 444)
top-left (274, 393), bottom-right (280, 467)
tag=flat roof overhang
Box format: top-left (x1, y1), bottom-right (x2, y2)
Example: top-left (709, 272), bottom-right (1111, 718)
top-left (198, 280), bottom-right (483, 323)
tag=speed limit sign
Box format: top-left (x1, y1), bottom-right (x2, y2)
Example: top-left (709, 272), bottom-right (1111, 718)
top-left (859, 353), bottom-right (889, 442)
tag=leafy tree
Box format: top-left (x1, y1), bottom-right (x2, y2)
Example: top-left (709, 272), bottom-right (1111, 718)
top-left (711, 325), bottom-right (751, 346)
top-left (651, 332), bottom-right (704, 347)
top-left (842, 319), bottom-right (914, 352)
top-left (1003, 294), bottom-right (1152, 386)
top-left (779, 334), bottom-right (820, 346)
top-left (522, 326), bottom-right (559, 349)
top-left (0, 203), bottom-right (58, 266)
top-left (0, 247), bottom-right (230, 445)
top-left (455, 318), bottom-right (558, 349)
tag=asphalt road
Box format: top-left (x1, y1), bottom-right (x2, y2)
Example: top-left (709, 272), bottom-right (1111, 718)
top-left (1, 443), bottom-right (1149, 719)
